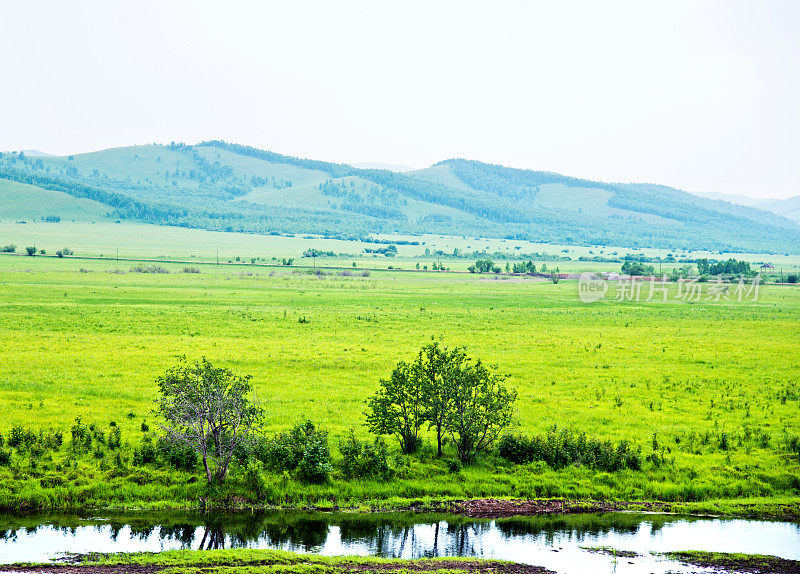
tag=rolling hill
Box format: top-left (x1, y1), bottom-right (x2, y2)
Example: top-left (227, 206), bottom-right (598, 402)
top-left (1, 142), bottom-right (798, 253)
top-left (695, 191), bottom-right (800, 224)
top-left (755, 196), bottom-right (800, 224)
top-left (0, 178), bottom-right (111, 223)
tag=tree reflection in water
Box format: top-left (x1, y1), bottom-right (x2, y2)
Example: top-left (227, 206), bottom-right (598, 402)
top-left (0, 511), bottom-right (706, 558)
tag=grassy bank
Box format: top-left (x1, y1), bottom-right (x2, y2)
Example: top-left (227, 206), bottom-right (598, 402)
top-left (9, 548), bottom-right (800, 574)
top-left (663, 551), bottom-right (800, 574)
top-left (5, 549), bottom-right (551, 574)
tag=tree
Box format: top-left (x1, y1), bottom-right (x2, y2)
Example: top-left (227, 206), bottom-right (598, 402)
top-left (512, 260), bottom-right (535, 274)
top-left (445, 360), bottom-right (517, 462)
top-left (25, 246), bottom-right (37, 256)
top-left (473, 259), bottom-right (495, 273)
top-left (621, 260), bottom-right (654, 276)
top-left (417, 342), bottom-right (468, 457)
top-left (365, 361), bottom-right (425, 454)
top-left (155, 358), bottom-right (262, 484)
top-left (367, 341), bottom-right (515, 460)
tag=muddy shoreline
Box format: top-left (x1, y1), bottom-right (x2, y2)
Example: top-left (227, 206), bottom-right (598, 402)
top-left (6, 497), bottom-right (799, 521)
top-left (402, 497), bottom-right (673, 518)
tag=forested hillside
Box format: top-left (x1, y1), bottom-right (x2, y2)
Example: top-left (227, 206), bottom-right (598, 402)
top-left (1, 142), bottom-right (798, 253)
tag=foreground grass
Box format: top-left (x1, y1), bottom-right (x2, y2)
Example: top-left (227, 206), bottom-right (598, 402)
top-left (0, 256), bottom-right (798, 514)
top-left (663, 551), bottom-right (800, 574)
top-left (11, 548), bottom-right (800, 574)
top-left (9, 549), bottom-right (549, 574)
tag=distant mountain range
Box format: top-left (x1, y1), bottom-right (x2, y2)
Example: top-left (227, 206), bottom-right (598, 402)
top-left (695, 191), bottom-right (800, 224)
top-left (1, 142), bottom-right (798, 253)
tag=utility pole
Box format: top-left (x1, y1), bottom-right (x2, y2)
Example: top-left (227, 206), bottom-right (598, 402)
top-left (216, 250), bottom-right (219, 266)
top-left (116, 247), bottom-right (119, 262)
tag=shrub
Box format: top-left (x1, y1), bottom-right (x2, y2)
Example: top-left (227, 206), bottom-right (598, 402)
top-left (35, 429), bottom-right (63, 451)
top-left (258, 422), bottom-right (311, 471)
top-left (130, 264), bottom-right (169, 274)
top-left (244, 459), bottom-right (269, 500)
top-left (7, 426), bottom-right (25, 448)
top-left (257, 421), bottom-right (331, 483)
top-left (70, 417), bottom-right (92, 453)
top-left (787, 435), bottom-right (800, 461)
top-left (7, 426), bottom-right (38, 451)
top-left (298, 431), bottom-right (332, 484)
top-left (788, 274), bottom-right (798, 284)
top-left (156, 435), bottom-right (197, 470)
top-left (108, 426), bottom-right (122, 450)
top-left (0, 449), bottom-right (11, 466)
top-left (56, 247), bottom-right (74, 258)
top-left (1, 244), bottom-right (16, 253)
top-left (497, 434), bottom-right (535, 464)
top-left (132, 436), bottom-right (157, 466)
top-left (498, 426), bottom-right (641, 472)
top-left (183, 267), bottom-right (201, 274)
top-left (251, 434), bottom-right (297, 472)
top-left (339, 431), bottom-right (393, 480)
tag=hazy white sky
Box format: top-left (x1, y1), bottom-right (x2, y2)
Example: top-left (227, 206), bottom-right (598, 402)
top-left (2, 0), bottom-right (798, 198)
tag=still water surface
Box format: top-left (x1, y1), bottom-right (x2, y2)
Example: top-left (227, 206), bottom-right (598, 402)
top-left (0, 511), bottom-right (797, 573)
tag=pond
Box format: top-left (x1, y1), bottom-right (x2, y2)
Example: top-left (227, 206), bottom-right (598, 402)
top-left (0, 511), bottom-right (797, 573)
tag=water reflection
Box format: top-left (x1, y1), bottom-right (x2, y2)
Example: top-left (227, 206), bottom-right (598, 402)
top-left (0, 510), bottom-right (798, 573)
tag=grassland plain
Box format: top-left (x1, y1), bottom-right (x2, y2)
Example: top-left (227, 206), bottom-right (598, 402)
top-left (1, 222), bottom-right (799, 275)
top-left (0, 255), bottom-right (798, 515)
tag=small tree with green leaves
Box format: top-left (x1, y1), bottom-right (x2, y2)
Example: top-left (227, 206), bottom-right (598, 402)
top-left (156, 358), bottom-right (262, 484)
top-left (416, 342), bottom-right (469, 457)
top-left (365, 361), bottom-right (425, 454)
top-left (445, 360), bottom-right (516, 463)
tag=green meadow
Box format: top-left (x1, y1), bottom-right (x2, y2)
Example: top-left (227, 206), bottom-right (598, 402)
top-left (1, 221), bottom-right (799, 275)
top-left (0, 251), bottom-right (798, 514)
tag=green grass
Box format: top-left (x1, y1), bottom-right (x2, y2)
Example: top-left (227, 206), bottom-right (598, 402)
top-left (1, 221), bottom-right (799, 275)
top-left (16, 548), bottom-right (513, 574)
top-left (0, 254), bottom-right (798, 513)
top-left (0, 179), bottom-right (111, 223)
top-left (662, 550), bottom-right (800, 573)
